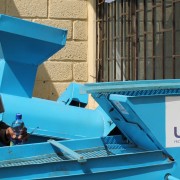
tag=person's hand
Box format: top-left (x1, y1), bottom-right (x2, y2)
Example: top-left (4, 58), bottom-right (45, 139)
top-left (6, 127), bottom-right (29, 142)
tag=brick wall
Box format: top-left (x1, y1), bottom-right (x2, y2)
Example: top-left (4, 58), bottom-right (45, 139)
top-left (0, 0), bottom-right (89, 100)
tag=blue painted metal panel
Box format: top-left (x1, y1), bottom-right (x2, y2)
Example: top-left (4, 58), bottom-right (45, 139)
top-left (1, 61), bottom-right (37, 97)
top-left (109, 94), bottom-right (166, 150)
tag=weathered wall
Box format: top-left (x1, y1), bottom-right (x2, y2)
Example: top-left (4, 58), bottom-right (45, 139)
top-left (0, 0), bottom-right (89, 101)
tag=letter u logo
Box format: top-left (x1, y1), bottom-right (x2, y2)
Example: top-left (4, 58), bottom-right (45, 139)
top-left (174, 127), bottom-right (180, 138)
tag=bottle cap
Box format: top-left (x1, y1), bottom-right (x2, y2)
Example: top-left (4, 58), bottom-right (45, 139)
top-left (16, 113), bottom-right (22, 119)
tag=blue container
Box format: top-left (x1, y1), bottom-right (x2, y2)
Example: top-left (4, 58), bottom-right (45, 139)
top-left (82, 79), bottom-right (180, 179)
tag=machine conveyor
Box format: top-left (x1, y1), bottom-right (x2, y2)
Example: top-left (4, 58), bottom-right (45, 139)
top-left (1, 79), bottom-right (180, 179)
top-left (0, 135), bottom-right (173, 179)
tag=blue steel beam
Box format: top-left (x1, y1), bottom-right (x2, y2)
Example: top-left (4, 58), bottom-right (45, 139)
top-left (81, 79), bottom-right (180, 95)
top-left (48, 139), bottom-right (87, 163)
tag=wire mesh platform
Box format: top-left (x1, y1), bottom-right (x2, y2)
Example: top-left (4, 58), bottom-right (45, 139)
top-left (0, 136), bottom-right (146, 168)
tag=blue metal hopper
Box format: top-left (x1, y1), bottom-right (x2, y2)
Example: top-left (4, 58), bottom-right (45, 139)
top-left (0, 14), bottom-right (67, 97)
top-left (0, 14), bottom-right (115, 140)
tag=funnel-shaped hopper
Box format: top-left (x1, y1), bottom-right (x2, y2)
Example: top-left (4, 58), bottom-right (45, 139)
top-left (0, 14), bottom-right (67, 97)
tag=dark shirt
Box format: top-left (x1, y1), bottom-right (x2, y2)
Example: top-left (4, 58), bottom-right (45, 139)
top-left (0, 121), bottom-right (10, 145)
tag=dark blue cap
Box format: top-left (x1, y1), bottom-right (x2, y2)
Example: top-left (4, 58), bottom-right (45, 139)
top-left (16, 113), bottom-right (22, 119)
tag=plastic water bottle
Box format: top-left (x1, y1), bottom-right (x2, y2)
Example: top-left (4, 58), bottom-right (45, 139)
top-left (10, 113), bottom-right (24, 146)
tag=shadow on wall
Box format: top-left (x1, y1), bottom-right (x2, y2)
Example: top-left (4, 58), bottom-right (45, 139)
top-left (0, 0), bottom-right (69, 101)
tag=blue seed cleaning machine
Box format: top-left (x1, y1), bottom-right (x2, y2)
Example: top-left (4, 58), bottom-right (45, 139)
top-left (0, 14), bottom-right (180, 179)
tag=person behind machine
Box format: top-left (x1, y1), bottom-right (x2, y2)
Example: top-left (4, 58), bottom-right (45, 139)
top-left (0, 97), bottom-right (28, 146)
top-left (0, 121), bottom-right (28, 146)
